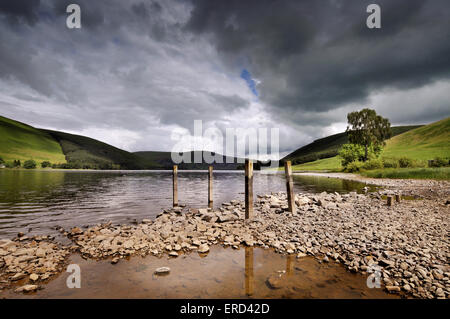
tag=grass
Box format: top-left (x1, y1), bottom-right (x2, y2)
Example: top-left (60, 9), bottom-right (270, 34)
top-left (360, 167), bottom-right (450, 180)
top-left (280, 156), bottom-right (342, 171)
top-left (0, 115), bottom-right (66, 164)
top-left (382, 117), bottom-right (450, 160)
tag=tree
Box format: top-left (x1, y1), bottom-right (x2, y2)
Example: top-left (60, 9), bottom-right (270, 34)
top-left (346, 108), bottom-right (391, 161)
top-left (23, 160), bottom-right (37, 169)
top-left (41, 161), bottom-right (51, 168)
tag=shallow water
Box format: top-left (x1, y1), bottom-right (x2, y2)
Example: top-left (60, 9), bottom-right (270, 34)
top-left (0, 170), bottom-right (375, 238)
top-left (1, 246), bottom-right (395, 299)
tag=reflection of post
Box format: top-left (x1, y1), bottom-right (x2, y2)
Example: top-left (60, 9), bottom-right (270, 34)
top-left (284, 161), bottom-right (295, 213)
top-left (173, 165), bottom-right (178, 207)
top-left (245, 160), bottom-right (254, 219)
top-left (286, 254), bottom-right (293, 276)
top-left (208, 166), bottom-right (213, 208)
top-left (245, 247), bottom-right (254, 296)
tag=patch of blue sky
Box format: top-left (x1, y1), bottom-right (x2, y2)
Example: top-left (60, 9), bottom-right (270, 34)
top-left (240, 69), bottom-right (259, 97)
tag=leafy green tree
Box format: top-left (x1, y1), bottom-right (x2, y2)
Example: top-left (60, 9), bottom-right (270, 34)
top-left (0, 157), bottom-right (4, 164)
top-left (346, 108), bottom-right (391, 161)
top-left (23, 160), bottom-right (37, 169)
top-left (338, 144), bottom-right (365, 167)
top-left (41, 161), bottom-right (51, 168)
top-left (13, 160), bottom-right (21, 167)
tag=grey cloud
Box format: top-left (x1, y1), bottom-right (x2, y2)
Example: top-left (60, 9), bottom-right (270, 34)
top-left (186, 0), bottom-right (450, 125)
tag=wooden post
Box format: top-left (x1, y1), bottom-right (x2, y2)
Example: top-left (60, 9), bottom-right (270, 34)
top-left (173, 165), bottom-right (178, 207)
top-left (387, 196), bottom-right (393, 207)
top-left (245, 247), bottom-right (254, 296)
top-left (395, 194), bottom-right (401, 203)
top-left (208, 166), bottom-right (213, 209)
top-left (245, 159), bottom-right (254, 219)
top-left (284, 161), bottom-right (295, 213)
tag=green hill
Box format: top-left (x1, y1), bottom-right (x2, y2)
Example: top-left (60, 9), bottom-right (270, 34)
top-left (382, 117), bottom-right (450, 160)
top-left (43, 130), bottom-right (148, 170)
top-left (0, 116), bottom-right (66, 164)
top-left (288, 118), bottom-right (449, 171)
top-left (282, 125), bottom-right (421, 165)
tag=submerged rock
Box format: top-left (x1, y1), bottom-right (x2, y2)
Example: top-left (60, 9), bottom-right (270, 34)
top-left (154, 267), bottom-right (170, 275)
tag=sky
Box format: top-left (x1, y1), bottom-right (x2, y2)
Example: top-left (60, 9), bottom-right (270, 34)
top-left (0, 0), bottom-right (449, 159)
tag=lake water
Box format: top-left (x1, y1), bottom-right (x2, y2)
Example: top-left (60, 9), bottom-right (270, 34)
top-left (0, 170), bottom-right (374, 238)
top-left (1, 246), bottom-right (395, 299)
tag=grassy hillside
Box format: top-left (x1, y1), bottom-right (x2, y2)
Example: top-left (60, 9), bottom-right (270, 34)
top-left (44, 130), bottom-right (148, 170)
top-left (288, 118), bottom-right (449, 171)
top-left (282, 125), bottom-right (421, 165)
top-left (382, 117), bottom-right (450, 160)
top-left (0, 116), bottom-right (66, 164)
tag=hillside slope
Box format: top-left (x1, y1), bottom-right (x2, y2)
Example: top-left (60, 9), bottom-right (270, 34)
top-left (382, 117), bottom-right (450, 160)
top-left (0, 116), bottom-right (66, 164)
top-left (282, 125), bottom-right (422, 165)
top-left (289, 118), bottom-right (449, 171)
top-left (43, 130), bottom-right (148, 170)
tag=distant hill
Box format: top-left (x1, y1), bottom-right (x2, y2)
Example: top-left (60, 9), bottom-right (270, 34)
top-left (282, 125), bottom-right (422, 165)
top-left (134, 150), bottom-right (254, 170)
top-left (0, 116), bottom-right (66, 164)
top-left (382, 117), bottom-right (450, 160)
top-left (43, 129), bottom-right (148, 169)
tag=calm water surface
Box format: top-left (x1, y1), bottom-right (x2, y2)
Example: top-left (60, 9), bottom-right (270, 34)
top-left (0, 170), bottom-right (374, 237)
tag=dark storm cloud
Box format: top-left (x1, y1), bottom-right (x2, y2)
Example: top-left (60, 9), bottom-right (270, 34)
top-left (186, 0), bottom-right (450, 124)
top-left (0, 0), bottom-right (40, 25)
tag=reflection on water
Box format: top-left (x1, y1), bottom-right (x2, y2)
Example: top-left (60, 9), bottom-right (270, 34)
top-left (1, 246), bottom-right (394, 299)
top-left (0, 170), bottom-right (376, 237)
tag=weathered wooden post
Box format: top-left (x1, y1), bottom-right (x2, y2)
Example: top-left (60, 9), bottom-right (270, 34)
top-left (284, 161), bottom-right (295, 213)
top-left (245, 159), bottom-right (254, 219)
top-left (387, 195), bottom-right (393, 207)
top-left (208, 166), bottom-right (213, 209)
top-left (395, 194), bottom-right (401, 203)
top-left (173, 165), bottom-right (178, 207)
top-left (245, 246), bottom-right (254, 296)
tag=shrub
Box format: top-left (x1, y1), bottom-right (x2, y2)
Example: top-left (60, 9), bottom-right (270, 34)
top-left (23, 160), bottom-right (37, 169)
top-left (5, 161), bottom-right (14, 168)
top-left (0, 157), bottom-right (4, 164)
top-left (382, 158), bottom-right (399, 168)
top-left (362, 158), bottom-right (384, 170)
top-left (398, 157), bottom-right (413, 168)
top-left (13, 160), bottom-right (21, 167)
top-left (41, 161), bottom-right (51, 168)
top-left (429, 157), bottom-right (449, 167)
top-left (345, 161), bottom-right (364, 172)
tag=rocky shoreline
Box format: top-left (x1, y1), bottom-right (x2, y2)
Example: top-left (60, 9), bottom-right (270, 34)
top-left (1, 183), bottom-right (449, 298)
